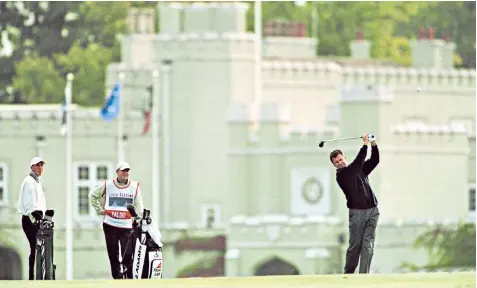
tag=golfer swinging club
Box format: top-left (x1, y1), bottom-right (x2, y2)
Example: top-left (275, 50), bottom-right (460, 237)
top-left (89, 161), bottom-right (144, 279)
top-left (329, 133), bottom-right (380, 274)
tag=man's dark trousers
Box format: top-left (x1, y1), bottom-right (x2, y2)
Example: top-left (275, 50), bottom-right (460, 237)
top-left (21, 215), bottom-right (37, 280)
top-left (344, 206), bottom-right (380, 274)
top-left (103, 223), bottom-right (131, 279)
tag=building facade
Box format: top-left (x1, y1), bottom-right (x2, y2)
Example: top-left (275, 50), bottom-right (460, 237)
top-left (0, 2), bottom-right (474, 279)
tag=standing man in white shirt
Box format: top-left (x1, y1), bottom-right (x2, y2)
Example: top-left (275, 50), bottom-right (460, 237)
top-left (89, 161), bottom-right (145, 279)
top-left (17, 157), bottom-right (48, 280)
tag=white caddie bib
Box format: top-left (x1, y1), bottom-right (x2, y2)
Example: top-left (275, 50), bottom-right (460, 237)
top-left (103, 179), bottom-right (139, 229)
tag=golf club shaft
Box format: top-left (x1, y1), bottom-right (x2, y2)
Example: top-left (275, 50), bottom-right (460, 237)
top-left (323, 136), bottom-right (362, 143)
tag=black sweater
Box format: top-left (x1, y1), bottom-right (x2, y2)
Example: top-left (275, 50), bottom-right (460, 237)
top-left (336, 145), bottom-right (379, 209)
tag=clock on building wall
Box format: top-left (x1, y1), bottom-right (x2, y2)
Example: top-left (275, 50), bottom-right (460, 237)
top-left (301, 177), bottom-right (323, 204)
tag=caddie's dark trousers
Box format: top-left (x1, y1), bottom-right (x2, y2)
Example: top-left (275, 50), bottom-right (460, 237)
top-left (344, 206), bottom-right (379, 274)
top-left (103, 223), bottom-right (131, 279)
top-left (21, 216), bottom-right (37, 280)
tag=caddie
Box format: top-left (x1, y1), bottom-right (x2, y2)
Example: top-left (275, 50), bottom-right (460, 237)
top-left (89, 161), bottom-right (144, 279)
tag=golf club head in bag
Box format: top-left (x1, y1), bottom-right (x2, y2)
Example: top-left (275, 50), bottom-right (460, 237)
top-left (44, 209), bottom-right (54, 221)
top-left (31, 210), bottom-right (43, 221)
top-left (34, 209), bottom-right (56, 280)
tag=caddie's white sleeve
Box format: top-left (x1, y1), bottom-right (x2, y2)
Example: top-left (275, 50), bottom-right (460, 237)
top-left (134, 183), bottom-right (145, 218)
top-left (22, 181), bottom-right (37, 216)
top-left (89, 183), bottom-right (106, 215)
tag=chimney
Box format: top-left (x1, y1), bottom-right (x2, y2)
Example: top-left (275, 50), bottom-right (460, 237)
top-left (127, 8), bottom-right (155, 34)
top-left (262, 20), bottom-right (317, 59)
top-left (410, 27), bottom-right (455, 69)
top-left (428, 27), bottom-right (435, 40)
top-left (440, 32), bottom-right (456, 69)
top-left (419, 27), bottom-right (425, 39)
top-left (350, 30), bottom-right (371, 60)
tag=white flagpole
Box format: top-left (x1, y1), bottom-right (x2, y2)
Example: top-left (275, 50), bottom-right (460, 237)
top-left (65, 73), bottom-right (74, 280)
top-left (117, 72), bottom-right (126, 163)
top-left (161, 60), bottom-right (172, 223)
top-left (254, 0), bottom-right (262, 126)
top-left (151, 70), bottom-right (160, 226)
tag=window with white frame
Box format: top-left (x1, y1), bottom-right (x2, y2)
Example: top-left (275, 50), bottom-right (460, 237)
top-left (74, 162), bottom-right (113, 219)
top-left (201, 205), bottom-right (220, 229)
top-left (0, 164), bottom-right (8, 204)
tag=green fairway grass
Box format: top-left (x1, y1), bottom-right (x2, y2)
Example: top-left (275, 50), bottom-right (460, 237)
top-left (0, 272), bottom-right (475, 288)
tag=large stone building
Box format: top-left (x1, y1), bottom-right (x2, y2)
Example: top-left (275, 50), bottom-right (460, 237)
top-left (0, 2), bottom-right (474, 279)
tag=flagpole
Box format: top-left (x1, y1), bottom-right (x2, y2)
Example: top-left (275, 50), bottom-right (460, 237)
top-left (65, 73), bottom-right (74, 280)
top-left (117, 72), bottom-right (126, 163)
top-left (161, 60), bottom-right (172, 224)
top-left (254, 0), bottom-right (262, 126)
top-left (151, 70), bottom-right (160, 226)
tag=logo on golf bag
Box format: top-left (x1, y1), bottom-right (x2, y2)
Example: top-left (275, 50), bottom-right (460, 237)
top-left (148, 251), bottom-right (163, 279)
top-left (133, 240), bottom-right (146, 279)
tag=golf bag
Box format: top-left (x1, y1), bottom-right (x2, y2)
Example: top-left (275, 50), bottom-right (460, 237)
top-left (32, 210), bottom-right (56, 280)
top-left (119, 204), bottom-right (164, 279)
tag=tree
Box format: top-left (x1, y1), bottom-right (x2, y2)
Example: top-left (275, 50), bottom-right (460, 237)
top-left (11, 54), bottom-right (64, 104)
top-left (401, 222), bottom-right (476, 271)
top-left (0, 1), bottom-right (81, 99)
top-left (244, 2), bottom-right (475, 68)
top-left (54, 42), bottom-right (113, 106)
top-left (75, 1), bottom-right (130, 61)
top-left (401, 1), bottom-right (476, 68)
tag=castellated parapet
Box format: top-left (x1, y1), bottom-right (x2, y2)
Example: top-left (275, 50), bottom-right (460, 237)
top-left (227, 102), bottom-right (339, 150)
top-left (341, 67), bottom-right (475, 92)
top-left (262, 61), bottom-right (342, 88)
top-left (391, 122), bottom-right (469, 152)
top-left (0, 105), bottom-right (144, 138)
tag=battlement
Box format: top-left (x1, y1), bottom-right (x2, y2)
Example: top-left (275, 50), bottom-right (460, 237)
top-left (0, 105), bottom-right (144, 137)
top-left (390, 122), bottom-right (469, 152)
top-left (262, 60), bottom-right (341, 73)
top-left (340, 84), bottom-right (393, 103)
top-left (262, 60), bottom-right (342, 87)
top-left (341, 66), bottom-right (476, 90)
top-left (0, 108), bottom-right (143, 121)
top-left (227, 102), bottom-right (340, 148)
top-left (392, 122), bottom-right (468, 134)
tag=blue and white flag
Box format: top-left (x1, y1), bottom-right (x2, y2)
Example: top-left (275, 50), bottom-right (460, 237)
top-left (100, 83), bottom-right (120, 121)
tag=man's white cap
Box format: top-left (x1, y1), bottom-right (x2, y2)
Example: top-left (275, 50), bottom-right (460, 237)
top-left (116, 161), bottom-right (131, 171)
top-left (30, 156), bottom-right (46, 166)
